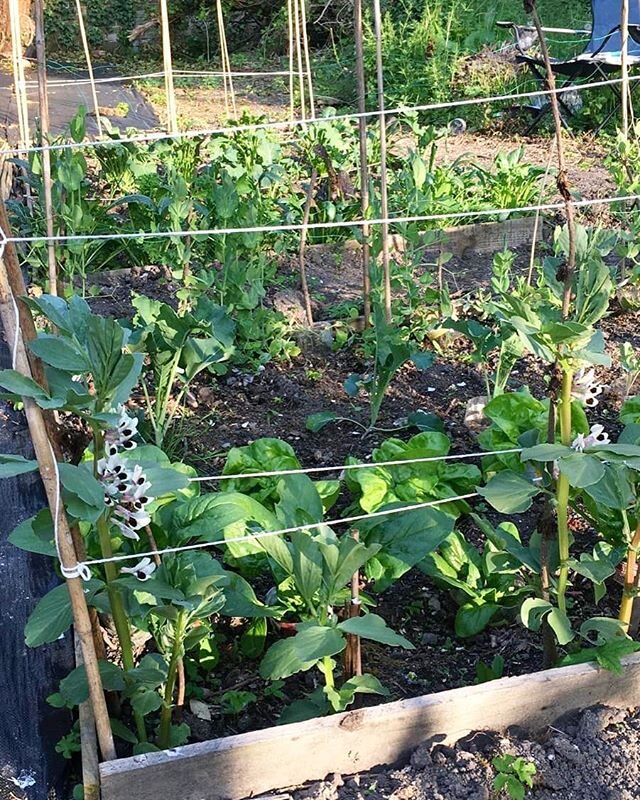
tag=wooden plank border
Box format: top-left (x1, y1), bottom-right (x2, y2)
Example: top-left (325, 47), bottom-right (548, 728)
top-left (100, 654), bottom-right (640, 800)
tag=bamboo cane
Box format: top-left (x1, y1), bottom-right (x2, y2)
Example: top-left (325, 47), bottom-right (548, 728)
top-left (159, 0), bottom-right (178, 133)
top-left (216, 0), bottom-right (237, 120)
top-left (75, 0), bottom-right (103, 138)
top-left (371, 0), bottom-right (392, 324)
top-left (299, 0), bottom-right (315, 118)
top-left (0, 249), bottom-right (116, 761)
top-left (8, 0), bottom-right (30, 150)
top-left (298, 166), bottom-right (317, 326)
top-left (621, 0), bottom-right (630, 138)
top-left (33, 0), bottom-right (58, 297)
top-left (344, 530), bottom-right (362, 680)
top-left (293, 0), bottom-right (307, 121)
top-left (620, 0), bottom-right (631, 282)
top-left (287, 0), bottom-right (295, 121)
top-left (354, 0), bottom-right (371, 328)
top-left (76, 638), bottom-right (101, 800)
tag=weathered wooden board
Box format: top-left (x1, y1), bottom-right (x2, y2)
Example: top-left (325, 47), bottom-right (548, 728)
top-left (100, 653), bottom-right (640, 800)
top-left (422, 216), bottom-right (544, 257)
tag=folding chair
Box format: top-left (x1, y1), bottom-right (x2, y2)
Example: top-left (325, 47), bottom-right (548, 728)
top-left (498, 0), bottom-right (640, 132)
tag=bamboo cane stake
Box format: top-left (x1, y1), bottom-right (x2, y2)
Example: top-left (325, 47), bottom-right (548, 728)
top-left (293, 0), bottom-right (307, 122)
top-left (622, 0), bottom-right (630, 137)
top-left (74, 0), bottom-right (103, 138)
top-left (216, 0), bottom-right (237, 119)
top-left (75, 638), bottom-right (101, 800)
top-left (619, 521), bottom-right (640, 633)
top-left (0, 251), bottom-right (116, 762)
top-left (620, 0), bottom-right (631, 283)
top-left (354, 0), bottom-right (371, 329)
top-left (344, 530), bottom-right (362, 679)
top-left (8, 0), bottom-right (30, 150)
top-left (299, 0), bottom-right (315, 118)
top-left (159, 0), bottom-right (178, 133)
top-left (33, 0), bottom-right (58, 297)
top-left (371, 0), bottom-right (392, 324)
top-left (298, 166), bottom-right (317, 325)
top-left (287, 0), bottom-right (295, 121)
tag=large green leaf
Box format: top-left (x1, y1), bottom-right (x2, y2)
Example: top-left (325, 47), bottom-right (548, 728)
top-left (558, 453), bottom-right (605, 488)
top-left (583, 464), bottom-right (634, 510)
top-left (290, 530), bottom-right (323, 608)
top-left (169, 492), bottom-right (280, 559)
top-left (25, 579), bottom-right (102, 647)
top-left (9, 510), bottom-right (56, 556)
top-left (29, 335), bottom-right (90, 372)
top-left (455, 602), bottom-right (500, 637)
top-left (259, 624), bottom-right (346, 680)
top-left (48, 660), bottom-right (125, 708)
top-left (477, 471), bottom-right (540, 514)
top-left (361, 505), bottom-right (454, 591)
top-left (58, 463), bottom-right (105, 521)
top-left (0, 453), bottom-right (39, 478)
top-left (521, 443), bottom-right (572, 463)
top-left (0, 370), bottom-right (64, 409)
top-left (338, 614), bottom-right (414, 649)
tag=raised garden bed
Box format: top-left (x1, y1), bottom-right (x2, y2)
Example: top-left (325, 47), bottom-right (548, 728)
top-left (99, 654), bottom-right (640, 800)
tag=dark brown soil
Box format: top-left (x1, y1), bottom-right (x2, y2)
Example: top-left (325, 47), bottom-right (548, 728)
top-left (292, 705), bottom-right (640, 800)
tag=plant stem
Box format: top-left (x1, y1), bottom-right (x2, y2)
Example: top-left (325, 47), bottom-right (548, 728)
top-left (158, 610), bottom-right (187, 749)
top-left (619, 520), bottom-right (640, 632)
top-left (555, 368), bottom-right (574, 614)
top-left (94, 432), bottom-right (147, 742)
top-left (155, 349), bottom-right (184, 447)
top-left (322, 655), bottom-right (335, 691)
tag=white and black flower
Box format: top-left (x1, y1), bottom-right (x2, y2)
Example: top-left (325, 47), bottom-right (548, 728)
top-left (120, 557), bottom-right (156, 581)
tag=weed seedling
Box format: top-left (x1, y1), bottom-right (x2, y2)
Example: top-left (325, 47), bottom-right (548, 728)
top-left (492, 754), bottom-right (537, 800)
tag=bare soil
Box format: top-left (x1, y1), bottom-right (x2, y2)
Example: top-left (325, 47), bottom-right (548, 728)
top-left (291, 705), bottom-right (640, 800)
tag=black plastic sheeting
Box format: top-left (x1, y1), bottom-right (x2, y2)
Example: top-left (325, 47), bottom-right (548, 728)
top-left (0, 339), bottom-right (74, 800)
top-left (0, 65), bottom-right (159, 141)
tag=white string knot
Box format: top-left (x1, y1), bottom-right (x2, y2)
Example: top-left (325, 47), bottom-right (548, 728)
top-left (61, 562), bottom-right (92, 581)
top-left (47, 442), bottom-right (92, 582)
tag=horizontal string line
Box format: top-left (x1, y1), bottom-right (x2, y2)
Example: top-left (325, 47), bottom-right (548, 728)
top-left (189, 447), bottom-right (524, 483)
top-left (7, 193), bottom-right (637, 246)
top-left (4, 72), bottom-right (638, 157)
top-left (78, 492), bottom-right (480, 570)
top-left (23, 69), bottom-right (303, 89)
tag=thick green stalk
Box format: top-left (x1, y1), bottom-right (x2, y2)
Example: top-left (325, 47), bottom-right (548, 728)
top-left (158, 611), bottom-right (187, 749)
top-left (94, 432), bottom-right (147, 742)
top-left (322, 655), bottom-right (335, 690)
top-left (555, 368), bottom-right (574, 614)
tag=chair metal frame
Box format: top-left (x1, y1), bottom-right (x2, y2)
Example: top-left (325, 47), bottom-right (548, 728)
top-left (498, 0), bottom-right (640, 132)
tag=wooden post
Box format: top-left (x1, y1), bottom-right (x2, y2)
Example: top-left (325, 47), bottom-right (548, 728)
top-left (74, 0), bottom-right (103, 138)
top-left (372, 0), bottom-right (392, 324)
top-left (0, 253), bottom-right (116, 762)
top-left (33, 0), bottom-right (58, 297)
top-left (354, 0), bottom-right (371, 328)
top-left (159, 0), bottom-right (178, 133)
